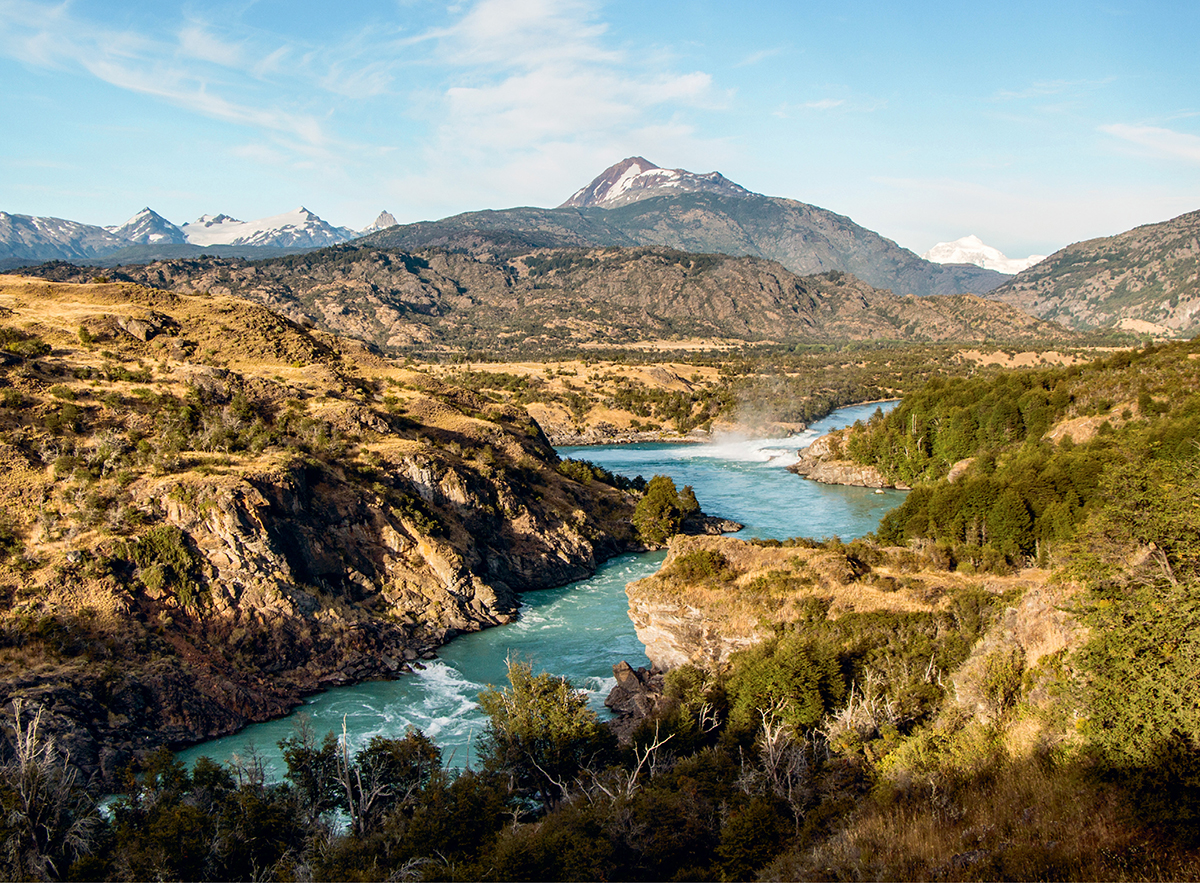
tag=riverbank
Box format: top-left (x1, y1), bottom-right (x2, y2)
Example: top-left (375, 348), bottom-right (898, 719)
top-left (180, 402), bottom-right (905, 774)
top-left (0, 277), bottom-right (656, 788)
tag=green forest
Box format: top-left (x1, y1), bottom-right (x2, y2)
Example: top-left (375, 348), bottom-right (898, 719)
top-left (844, 341), bottom-right (1200, 571)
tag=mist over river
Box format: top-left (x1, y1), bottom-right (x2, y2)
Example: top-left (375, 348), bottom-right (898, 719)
top-left (178, 401), bottom-right (902, 774)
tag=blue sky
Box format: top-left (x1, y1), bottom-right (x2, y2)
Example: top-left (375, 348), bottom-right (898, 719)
top-left (1, 0), bottom-right (1197, 257)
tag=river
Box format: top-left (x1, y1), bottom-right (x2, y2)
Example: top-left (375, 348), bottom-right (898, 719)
top-left (178, 401), bottom-right (902, 774)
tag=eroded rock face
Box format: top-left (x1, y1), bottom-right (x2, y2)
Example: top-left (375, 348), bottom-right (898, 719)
top-left (788, 431), bottom-right (910, 489)
top-left (6, 445), bottom-right (638, 786)
top-left (604, 661), bottom-right (665, 744)
top-left (625, 594), bottom-right (763, 671)
top-left (623, 535), bottom-right (1019, 677)
top-left (625, 539), bottom-right (773, 671)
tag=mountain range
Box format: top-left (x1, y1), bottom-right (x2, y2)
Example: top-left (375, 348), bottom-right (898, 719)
top-left (1, 159), bottom-right (1012, 297)
top-left (360, 157), bottom-right (1012, 298)
top-left (0, 206), bottom-right (377, 270)
top-left (6, 157), bottom-right (1198, 335)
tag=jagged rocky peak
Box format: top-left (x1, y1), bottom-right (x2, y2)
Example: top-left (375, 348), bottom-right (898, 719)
top-left (560, 156), bottom-right (756, 209)
top-left (362, 210), bottom-right (398, 235)
top-left (108, 207), bottom-right (188, 245)
top-left (922, 234), bottom-right (1046, 275)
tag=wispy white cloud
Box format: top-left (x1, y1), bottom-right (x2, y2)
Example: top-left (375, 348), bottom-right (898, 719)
top-left (0, 1), bottom-right (337, 155)
top-left (772, 95), bottom-right (874, 118)
top-left (0, 0), bottom-right (416, 162)
top-left (992, 78), bottom-right (1114, 101)
top-left (404, 0), bottom-right (726, 207)
top-left (1101, 123), bottom-right (1200, 165)
top-left (437, 0), bottom-right (617, 69)
top-left (0, 0), bottom-right (732, 215)
top-left (177, 23), bottom-right (244, 67)
top-left (734, 47), bottom-right (782, 68)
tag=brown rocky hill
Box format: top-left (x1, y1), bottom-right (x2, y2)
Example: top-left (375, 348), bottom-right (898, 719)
top-left (22, 245), bottom-right (1070, 357)
top-left (984, 208), bottom-right (1200, 335)
top-left (0, 274), bottom-right (650, 784)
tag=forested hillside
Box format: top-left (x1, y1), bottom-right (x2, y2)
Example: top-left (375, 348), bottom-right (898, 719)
top-left (828, 340), bottom-right (1200, 571)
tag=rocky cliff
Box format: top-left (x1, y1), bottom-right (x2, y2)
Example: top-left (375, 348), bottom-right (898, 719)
top-left (0, 275), bottom-right (642, 784)
top-left (787, 430), bottom-right (911, 489)
top-left (622, 535), bottom-right (1059, 687)
top-left (624, 536), bottom-right (946, 670)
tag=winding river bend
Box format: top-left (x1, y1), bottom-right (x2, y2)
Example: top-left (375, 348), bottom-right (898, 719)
top-left (179, 401), bottom-right (902, 774)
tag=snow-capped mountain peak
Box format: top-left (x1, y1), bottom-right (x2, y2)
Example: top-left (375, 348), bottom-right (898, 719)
top-left (107, 208), bottom-right (188, 245)
top-left (190, 213), bottom-right (243, 228)
top-left (0, 212), bottom-right (126, 265)
top-left (922, 235), bottom-right (1046, 275)
top-left (560, 157), bottom-right (756, 209)
top-left (1, 204), bottom-right (363, 267)
top-left (179, 207), bottom-right (356, 248)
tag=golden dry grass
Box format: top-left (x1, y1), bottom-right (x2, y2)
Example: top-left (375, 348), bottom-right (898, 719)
top-left (954, 348), bottom-right (1091, 368)
top-left (629, 536), bottom-right (1051, 649)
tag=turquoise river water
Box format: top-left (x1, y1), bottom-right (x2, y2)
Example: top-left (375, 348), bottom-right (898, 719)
top-left (178, 401), bottom-right (902, 775)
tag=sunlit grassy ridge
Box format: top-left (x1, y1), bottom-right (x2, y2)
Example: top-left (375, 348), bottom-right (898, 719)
top-left (0, 275), bottom-right (649, 809)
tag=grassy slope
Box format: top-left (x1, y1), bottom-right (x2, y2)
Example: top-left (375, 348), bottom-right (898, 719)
top-left (0, 274), bottom-right (644, 780)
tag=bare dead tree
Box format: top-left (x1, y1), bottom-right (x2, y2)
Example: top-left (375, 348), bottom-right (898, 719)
top-left (1, 700), bottom-right (100, 881)
top-left (626, 723), bottom-right (675, 797)
top-left (582, 723), bottom-right (675, 802)
top-left (334, 716), bottom-right (394, 837)
top-left (755, 704), bottom-right (820, 835)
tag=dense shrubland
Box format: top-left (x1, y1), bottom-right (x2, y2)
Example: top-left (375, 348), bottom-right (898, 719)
top-left (836, 341), bottom-right (1200, 571)
top-left (10, 487), bottom-right (1200, 881)
top-left (0, 570), bottom-right (1012, 881)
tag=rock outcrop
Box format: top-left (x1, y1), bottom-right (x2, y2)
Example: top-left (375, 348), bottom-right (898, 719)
top-left (604, 661), bottom-right (665, 743)
top-left (0, 276), bottom-right (646, 785)
top-left (623, 536), bottom-right (1047, 675)
top-left (788, 431), bottom-right (910, 489)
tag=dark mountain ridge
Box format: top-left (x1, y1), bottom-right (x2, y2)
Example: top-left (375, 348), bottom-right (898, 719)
top-left (362, 187), bottom-right (1009, 298)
